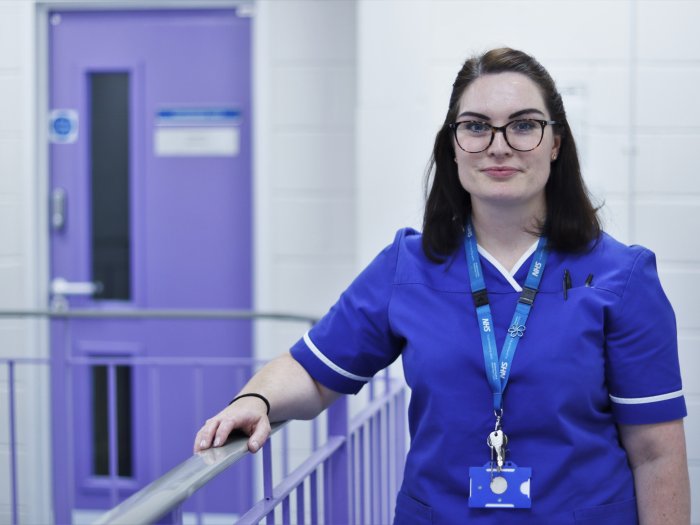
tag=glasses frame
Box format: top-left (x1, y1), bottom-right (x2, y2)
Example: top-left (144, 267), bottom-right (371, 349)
top-left (449, 118), bottom-right (558, 153)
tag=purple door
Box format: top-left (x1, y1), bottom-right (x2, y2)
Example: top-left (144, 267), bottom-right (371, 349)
top-left (48, 9), bottom-right (252, 521)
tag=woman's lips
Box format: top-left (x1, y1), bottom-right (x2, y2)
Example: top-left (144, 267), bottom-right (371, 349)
top-left (482, 166), bottom-right (520, 177)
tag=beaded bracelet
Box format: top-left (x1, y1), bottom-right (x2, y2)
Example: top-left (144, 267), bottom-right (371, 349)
top-left (228, 393), bottom-right (270, 415)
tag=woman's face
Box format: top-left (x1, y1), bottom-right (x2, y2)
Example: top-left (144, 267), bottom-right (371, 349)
top-left (454, 72), bottom-right (560, 213)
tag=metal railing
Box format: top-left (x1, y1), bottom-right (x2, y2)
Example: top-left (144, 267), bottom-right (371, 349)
top-left (94, 373), bottom-right (406, 525)
top-left (0, 309), bottom-right (408, 525)
top-left (91, 422), bottom-right (288, 525)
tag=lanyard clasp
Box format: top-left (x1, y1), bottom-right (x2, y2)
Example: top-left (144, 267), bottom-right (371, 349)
top-left (518, 286), bottom-right (538, 306)
top-left (494, 409), bottom-right (504, 431)
top-left (472, 289), bottom-right (489, 308)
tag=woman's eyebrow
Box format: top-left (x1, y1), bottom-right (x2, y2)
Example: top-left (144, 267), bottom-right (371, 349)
top-left (456, 111), bottom-right (490, 120)
top-left (509, 108), bottom-right (546, 119)
top-left (456, 108), bottom-right (546, 121)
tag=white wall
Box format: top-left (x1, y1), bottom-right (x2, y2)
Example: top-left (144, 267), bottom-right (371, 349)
top-left (0, 1), bottom-right (52, 524)
top-left (254, 0), bottom-right (358, 360)
top-left (251, 0), bottom-right (359, 492)
top-left (356, 0), bottom-right (700, 522)
top-left (0, 0), bottom-right (698, 522)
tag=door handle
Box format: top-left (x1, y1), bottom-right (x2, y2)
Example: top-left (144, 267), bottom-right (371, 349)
top-left (50, 277), bottom-right (103, 296)
top-left (51, 188), bottom-right (67, 230)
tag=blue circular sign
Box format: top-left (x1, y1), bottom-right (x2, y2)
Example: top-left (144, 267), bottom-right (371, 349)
top-left (53, 117), bottom-right (72, 136)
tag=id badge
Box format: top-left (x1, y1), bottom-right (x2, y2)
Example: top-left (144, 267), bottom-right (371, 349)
top-left (468, 462), bottom-right (531, 508)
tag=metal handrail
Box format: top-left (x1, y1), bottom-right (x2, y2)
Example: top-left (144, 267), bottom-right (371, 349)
top-left (0, 308), bottom-right (316, 525)
top-left (2, 309), bottom-right (407, 524)
top-left (0, 308), bottom-right (318, 324)
top-left (92, 423), bottom-right (287, 525)
top-left (91, 377), bottom-right (407, 525)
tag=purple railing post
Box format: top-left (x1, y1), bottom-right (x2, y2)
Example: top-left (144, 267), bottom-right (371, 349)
top-left (358, 425), bottom-right (366, 525)
top-left (395, 388), bottom-right (407, 496)
top-left (296, 483), bottom-right (305, 523)
top-left (8, 361), bottom-right (19, 525)
top-left (262, 436), bottom-right (275, 525)
top-left (310, 470), bottom-right (319, 523)
top-left (282, 426), bottom-right (289, 478)
top-left (325, 396), bottom-right (350, 524)
top-left (107, 363), bottom-right (119, 508)
top-left (349, 432), bottom-right (356, 525)
top-left (370, 413), bottom-right (379, 522)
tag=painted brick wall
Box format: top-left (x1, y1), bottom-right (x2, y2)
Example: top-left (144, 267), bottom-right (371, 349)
top-left (0, 2), bottom-right (31, 312)
top-left (251, 0), bottom-right (359, 491)
top-left (634, 3), bottom-right (700, 519)
top-left (0, 1), bottom-right (51, 523)
top-left (356, 0), bottom-right (700, 522)
top-left (252, 0), bottom-right (357, 367)
top-left (1, 0), bottom-right (697, 521)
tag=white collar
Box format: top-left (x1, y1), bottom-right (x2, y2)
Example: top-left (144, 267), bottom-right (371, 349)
top-left (476, 240), bottom-right (539, 292)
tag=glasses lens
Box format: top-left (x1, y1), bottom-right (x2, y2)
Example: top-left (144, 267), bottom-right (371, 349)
top-left (505, 120), bottom-right (544, 152)
top-left (454, 121), bottom-right (493, 153)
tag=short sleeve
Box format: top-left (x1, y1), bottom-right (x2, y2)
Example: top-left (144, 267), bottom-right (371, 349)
top-left (289, 230), bottom-right (407, 394)
top-left (605, 249), bottom-right (686, 424)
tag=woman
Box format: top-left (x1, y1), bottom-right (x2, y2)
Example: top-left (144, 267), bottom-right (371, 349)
top-left (195, 48), bottom-right (690, 524)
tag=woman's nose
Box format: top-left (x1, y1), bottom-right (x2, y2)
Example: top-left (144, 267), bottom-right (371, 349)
top-left (487, 130), bottom-right (512, 156)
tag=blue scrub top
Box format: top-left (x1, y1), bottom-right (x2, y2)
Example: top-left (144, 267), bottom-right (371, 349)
top-left (290, 228), bottom-right (686, 524)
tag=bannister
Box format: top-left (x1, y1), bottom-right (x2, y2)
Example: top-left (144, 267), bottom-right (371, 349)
top-left (0, 309), bottom-right (318, 324)
top-left (0, 309), bottom-right (316, 525)
top-left (88, 376), bottom-right (406, 525)
top-left (92, 423), bottom-right (287, 525)
top-left (0, 309), bottom-right (407, 524)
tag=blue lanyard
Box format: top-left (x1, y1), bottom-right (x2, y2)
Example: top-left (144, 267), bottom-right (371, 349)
top-left (464, 220), bottom-right (548, 413)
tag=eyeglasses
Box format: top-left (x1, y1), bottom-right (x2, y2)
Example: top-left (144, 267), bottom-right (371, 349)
top-left (449, 119), bottom-right (557, 153)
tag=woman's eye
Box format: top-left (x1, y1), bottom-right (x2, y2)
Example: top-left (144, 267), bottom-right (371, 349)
top-left (510, 120), bottom-right (537, 133)
top-left (462, 121), bottom-right (490, 134)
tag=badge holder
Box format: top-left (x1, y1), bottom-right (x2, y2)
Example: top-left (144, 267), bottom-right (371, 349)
top-left (469, 462), bottom-right (531, 508)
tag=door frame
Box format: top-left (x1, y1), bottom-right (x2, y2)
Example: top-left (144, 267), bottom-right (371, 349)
top-left (34, 0), bottom-right (256, 519)
top-left (35, 0), bottom-right (254, 306)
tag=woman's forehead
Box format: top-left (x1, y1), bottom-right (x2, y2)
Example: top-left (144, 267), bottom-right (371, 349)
top-left (457, 72), bottom-right (548, 118)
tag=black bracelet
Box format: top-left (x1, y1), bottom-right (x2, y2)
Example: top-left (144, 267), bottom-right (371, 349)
top-left (228, 393), bottom-right (270, 415)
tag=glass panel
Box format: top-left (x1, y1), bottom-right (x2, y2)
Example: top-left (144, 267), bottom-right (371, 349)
top-left (91, 364), bottom-right (133, 477)
top-left (90, 73), bottom-right (131, 300)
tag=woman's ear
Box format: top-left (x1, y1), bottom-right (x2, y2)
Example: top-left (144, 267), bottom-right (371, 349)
top-left (551, 135), bottom-right (561, 161)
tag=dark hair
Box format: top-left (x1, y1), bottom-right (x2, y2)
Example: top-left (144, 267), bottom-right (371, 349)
top-left (422, 48), bottom-right (600, 260)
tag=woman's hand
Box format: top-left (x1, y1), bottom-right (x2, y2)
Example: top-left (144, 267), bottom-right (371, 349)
top-left (194, 395), bottom-right (271, 453)
top-left (192, 352), bottom-right (341, 454)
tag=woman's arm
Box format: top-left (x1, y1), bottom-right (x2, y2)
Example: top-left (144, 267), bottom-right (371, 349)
top-left (193, 352), bottom-right (341, 453)
top-left (618, 419), bottom-right (690, 525)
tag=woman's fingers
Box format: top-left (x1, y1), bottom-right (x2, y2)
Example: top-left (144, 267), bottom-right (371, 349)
top-left (213, 416), bottom-right (239, 448)
top-left (194, 418), bottom-right (221, 452)
top-left (247, 418), bottom-right (272, 453)
top-left (194, 411), bottom-right (271, 454)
